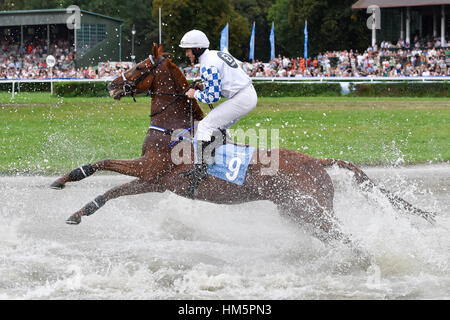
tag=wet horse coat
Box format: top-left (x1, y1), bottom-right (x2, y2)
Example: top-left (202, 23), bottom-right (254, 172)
top-left (51, 44), bottom-right (435, 247)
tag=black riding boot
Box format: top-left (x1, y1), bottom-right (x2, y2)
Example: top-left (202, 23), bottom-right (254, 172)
top-left (179, 140), bottom-right (213, 199)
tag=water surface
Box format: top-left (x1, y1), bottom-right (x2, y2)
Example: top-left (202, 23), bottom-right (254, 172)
top-left (1, 164), bottom-right (448, 299)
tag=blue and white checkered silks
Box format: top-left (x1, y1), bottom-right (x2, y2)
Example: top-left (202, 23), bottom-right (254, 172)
top-left (194, 66), bottom-right (222, 104)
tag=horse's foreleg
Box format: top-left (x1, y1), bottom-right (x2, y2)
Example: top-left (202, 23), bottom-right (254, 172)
top-left (50, 157), bottom-right (154, 189)
top-left (66, 178), bottom-right (164, 225)
top-left (50, 164), bottom-right (95, 189)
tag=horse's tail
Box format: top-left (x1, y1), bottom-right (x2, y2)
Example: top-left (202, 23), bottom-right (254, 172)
top-left (319, 158), bottom-right (436, 224)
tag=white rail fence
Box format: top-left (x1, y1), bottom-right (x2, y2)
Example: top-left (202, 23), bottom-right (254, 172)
top-left (1, 76), bottom-right (448, 98)
top-left (0, 78), bottom-right (109, 98)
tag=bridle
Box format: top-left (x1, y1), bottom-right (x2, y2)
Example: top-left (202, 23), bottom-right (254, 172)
top-left (120, 54), bottom-right (167, 102)
top-left (121, 54), bottom-right (200, 132)
top-left (120, 54), bottom-right (212, 130)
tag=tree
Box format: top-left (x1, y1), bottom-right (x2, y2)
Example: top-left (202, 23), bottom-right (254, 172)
top-left (1, 0), bottom-right (370, 61)
top-left (267, 0), bottom-right (299, 57)
top-left (0, 0), bottom-right (64, 10)
top-left (268, 0), bottom-right (369, 58)
top-left (153, 0), bottom-right (250, 63)
top-left (233, 0), bottom-right (276, 61)
top-left (1, 0), bottom-right (24, 10)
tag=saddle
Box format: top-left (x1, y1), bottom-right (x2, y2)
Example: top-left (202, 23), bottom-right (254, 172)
top-left (179, 129), bottom-right (255, 199)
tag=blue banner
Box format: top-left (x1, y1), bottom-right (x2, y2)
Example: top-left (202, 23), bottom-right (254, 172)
top-left (220, 23), bottom-right (229, 52)
top-left (304, 20), bottom-right (308, 59)
top-left (249, 22), bottom-right (255, 61)
top-left (269, 22), bottom-right (275, 60)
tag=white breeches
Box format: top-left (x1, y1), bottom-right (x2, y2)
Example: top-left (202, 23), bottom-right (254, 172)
top-left (196, 84), bottom-right (257, 141)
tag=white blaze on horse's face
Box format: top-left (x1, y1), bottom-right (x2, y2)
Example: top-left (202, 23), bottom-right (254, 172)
top-left (109, 86), bottom-right (124, 100)
top-left (108, 69), bottom-right (131, 100)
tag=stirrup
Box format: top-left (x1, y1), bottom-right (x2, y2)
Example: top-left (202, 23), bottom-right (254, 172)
top-left (178, 167), bottom-right (197, 179)
top-left (179, 163), bottom-right (208, 179)
top-left (179, 164), bottom-right (208, 199)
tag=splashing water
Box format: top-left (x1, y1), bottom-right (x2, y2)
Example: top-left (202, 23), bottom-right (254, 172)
top-left (0, 164), bottom-right (448, 299)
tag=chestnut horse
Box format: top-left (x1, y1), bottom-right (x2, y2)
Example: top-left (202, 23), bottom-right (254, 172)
top-left (51, 44), bottom-right (435, 251)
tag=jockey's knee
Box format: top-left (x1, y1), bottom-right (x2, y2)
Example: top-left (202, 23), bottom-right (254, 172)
top-left (197, 121), bottom-right (215, 141)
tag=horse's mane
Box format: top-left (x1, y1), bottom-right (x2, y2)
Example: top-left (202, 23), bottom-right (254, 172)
top-left (166, 58), bottom-right (205, 121)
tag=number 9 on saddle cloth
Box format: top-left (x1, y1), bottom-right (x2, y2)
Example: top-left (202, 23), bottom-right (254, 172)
top-left (193, 129), bottom-right (255, 186)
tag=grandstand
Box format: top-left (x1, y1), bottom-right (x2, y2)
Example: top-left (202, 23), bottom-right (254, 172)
top-left (0, 9), bottom-right (124, 68)
top-left (352, 1), bottom-right (448, 48)
top-left (0, 4), bottom-right (448, 81)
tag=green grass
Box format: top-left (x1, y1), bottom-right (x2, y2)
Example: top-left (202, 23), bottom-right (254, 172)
top-left (0, 92), bottom-right (449, 174)
top-left (243, 97), bottom-right (450, 165)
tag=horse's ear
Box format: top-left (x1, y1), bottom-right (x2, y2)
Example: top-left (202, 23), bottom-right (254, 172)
top-left (158, 44), bottom-right (169, 57)
top-left (152, 43), bottom-right (159, 59)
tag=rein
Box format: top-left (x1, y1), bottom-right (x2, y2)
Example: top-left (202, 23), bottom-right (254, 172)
top-left (121, 55), bottom-right (214, 134)
top-left (121, 54), bottom-right (193, 119)
top-left (147, 92), bottom-right (187, 118)
top-left (121, 55), bottom-right (166, 102)
top-left (148, 124), bottom-right (197, 148)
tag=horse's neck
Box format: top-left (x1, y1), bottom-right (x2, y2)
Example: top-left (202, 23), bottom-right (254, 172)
top-left (150, 97), bottom-right (193, 129)
top-left (150, 64), bottom-right (202, 130)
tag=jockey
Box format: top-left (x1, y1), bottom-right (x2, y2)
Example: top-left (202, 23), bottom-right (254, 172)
top-left (178, 29), bottom-right (258, 198)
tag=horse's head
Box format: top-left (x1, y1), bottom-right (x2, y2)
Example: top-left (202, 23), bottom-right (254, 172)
top-left (108, 43), bottom-right (168, 100)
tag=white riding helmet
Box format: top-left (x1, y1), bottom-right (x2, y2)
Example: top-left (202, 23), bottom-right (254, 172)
top-left (179, 30), bottom-right (210, 49)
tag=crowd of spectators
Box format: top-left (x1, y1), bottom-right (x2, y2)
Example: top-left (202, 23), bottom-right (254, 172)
top-left (1, 37), bottom-right (76, 79)
top-left (184, 36), bottom-right (450, 79)
top-left (1, 34), bottom-right (449, 80)
top-left (0, 37), bottom-right (131, 80)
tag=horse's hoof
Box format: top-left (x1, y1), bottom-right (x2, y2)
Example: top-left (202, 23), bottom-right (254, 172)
top-left (50, 181), bottom-right (65, 190)
top-left (66, 214), bottom-right (81, 225)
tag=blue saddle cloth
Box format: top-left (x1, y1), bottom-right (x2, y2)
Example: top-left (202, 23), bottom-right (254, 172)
top-left (193, 140), bottom-right (255, 186)
top-left (208, 144), bottom-right (255, 185)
